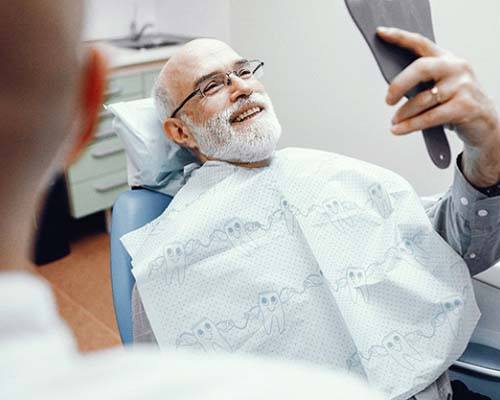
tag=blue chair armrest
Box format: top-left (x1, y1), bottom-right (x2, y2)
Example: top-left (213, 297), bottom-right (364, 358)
top-left (110, 189), bottom-right (172, 344)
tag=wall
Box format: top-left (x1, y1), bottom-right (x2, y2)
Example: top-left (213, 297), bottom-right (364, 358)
top-left (83, 0), bottom-right (157, 40)
top-left (154, 0), bottom-right (230, 43)
top-left (82, 0), bottom-right (230, 42)
top-left (82, 0), bottom-right (500, 193)
top-left (230, 0), bottom-right (500, 194)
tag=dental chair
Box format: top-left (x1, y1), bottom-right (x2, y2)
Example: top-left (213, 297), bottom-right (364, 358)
top-left (110, 188), bottom-right (172, 345)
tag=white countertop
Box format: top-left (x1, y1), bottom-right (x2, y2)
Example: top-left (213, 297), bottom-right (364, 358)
top-left (90, 42), bottom-right (183, 69)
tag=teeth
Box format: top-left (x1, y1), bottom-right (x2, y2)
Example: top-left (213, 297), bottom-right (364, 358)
top-left (234, 107), bottom-right (261, 122)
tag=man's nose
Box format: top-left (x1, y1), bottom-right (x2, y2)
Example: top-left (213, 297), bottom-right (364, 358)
top-left (228, 76), bottom-right (254, 103)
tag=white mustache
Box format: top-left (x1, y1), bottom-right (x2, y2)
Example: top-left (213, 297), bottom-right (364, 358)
top-left (219, 93), bottom-right (270, 123)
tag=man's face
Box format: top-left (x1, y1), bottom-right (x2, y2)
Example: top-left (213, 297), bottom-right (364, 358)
top-left (165, 40), bottom-right (282, 163)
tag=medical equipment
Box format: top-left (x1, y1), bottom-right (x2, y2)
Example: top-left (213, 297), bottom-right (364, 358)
top-left (344, 0), bottom-right (451, 169)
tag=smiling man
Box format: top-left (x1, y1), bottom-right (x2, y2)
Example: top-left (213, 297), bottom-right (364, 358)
top-left (127, 34), bottom-right (500, 400)
top-left (153, 39), bottom-right (281, 167)
top-left (152, 34), bottom-right (500, 186)
top-left (0, 1), bottom-right (384, 400)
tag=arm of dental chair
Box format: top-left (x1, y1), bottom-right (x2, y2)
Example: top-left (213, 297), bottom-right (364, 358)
top-left (110, 188), bottom-right (172, 344)
top-left (450, 342), bottom-right (500, 398)
top-left (454, 342), bottom-right (500, 378)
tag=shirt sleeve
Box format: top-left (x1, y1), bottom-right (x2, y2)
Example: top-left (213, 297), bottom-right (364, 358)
top-left (422, 154), bottom-right (500, 276)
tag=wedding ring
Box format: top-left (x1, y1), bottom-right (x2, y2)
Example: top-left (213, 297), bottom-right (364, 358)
top-left (430, 86), bottom-right (442, 104)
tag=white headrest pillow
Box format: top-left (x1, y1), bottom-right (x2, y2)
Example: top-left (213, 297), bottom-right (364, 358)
top-left (107, 98), bottom-right (198, 196)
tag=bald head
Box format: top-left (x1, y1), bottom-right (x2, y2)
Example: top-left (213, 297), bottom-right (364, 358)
top-left (154, 39), bottom-right (243, 120)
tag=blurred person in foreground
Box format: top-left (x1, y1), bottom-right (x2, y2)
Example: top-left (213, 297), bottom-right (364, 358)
top-left (0, 2), bottom-right (381, 400)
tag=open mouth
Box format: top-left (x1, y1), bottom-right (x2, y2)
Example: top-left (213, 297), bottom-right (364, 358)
top-left (230, 105), bottom-right (264, 124)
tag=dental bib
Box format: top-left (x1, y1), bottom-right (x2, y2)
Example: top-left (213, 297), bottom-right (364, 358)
top-left (122, 148), bottom-right (479, 400)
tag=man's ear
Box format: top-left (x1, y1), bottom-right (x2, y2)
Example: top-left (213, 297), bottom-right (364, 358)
top-left (66, 47), bottom-right (107, 164)
top-left (163, 117), bottom-right (198, 150)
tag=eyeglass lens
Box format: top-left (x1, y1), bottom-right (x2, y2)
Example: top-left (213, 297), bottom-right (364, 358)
top-left (200, 61), bottom-right (263, 96)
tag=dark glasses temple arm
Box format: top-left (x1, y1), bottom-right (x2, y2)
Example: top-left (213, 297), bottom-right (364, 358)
top-left (252, 61), bottom-right (264, 74)
top-left (170, 89), bottom-right (201, 118)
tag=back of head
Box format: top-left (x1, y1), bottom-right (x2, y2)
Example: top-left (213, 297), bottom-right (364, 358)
top-left (0, 0), bottom-right (85, 268)
top-left (0, 0), bottom-right (83, 179)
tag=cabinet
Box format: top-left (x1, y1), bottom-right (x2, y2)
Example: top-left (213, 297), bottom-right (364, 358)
top-left (66, 64), bottom-right (163, 218)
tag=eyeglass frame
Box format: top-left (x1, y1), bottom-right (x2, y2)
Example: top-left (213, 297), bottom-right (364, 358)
top-left (169, 59), bottom-right (264, 118)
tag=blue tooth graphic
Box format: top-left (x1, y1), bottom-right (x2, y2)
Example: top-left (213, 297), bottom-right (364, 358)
top-left (280, 198), bottom-right (298, 235)
top-left (224, 217), bottom-right (256, 256)
top-left (368, 183), bottom-right (393, 219)
top-left (192, 318), bottom-right (232, 353)
top-left (346, 267), bottom-right (370, 304)
top-left (163, 242), bottom-right (187, 285)
top-left (440, 295), bottom-right (464, 337)
top-left (322, 198), bottom-right (355, 230)
top-left (258, 291), bottom-right (286, 335)
top-left (382, 331), bottom-right (423, 371)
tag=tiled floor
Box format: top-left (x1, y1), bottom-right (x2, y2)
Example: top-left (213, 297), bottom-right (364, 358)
top-left (36, 229), bottom-right (121, 352)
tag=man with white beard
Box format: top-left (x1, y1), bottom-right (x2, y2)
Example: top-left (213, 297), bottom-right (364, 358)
top-left (153, 44), bottom-right (282, 165)
top-left (1, 2), bottom-right (384, 399)
top-left (128, 37), bottom-right (500, 400)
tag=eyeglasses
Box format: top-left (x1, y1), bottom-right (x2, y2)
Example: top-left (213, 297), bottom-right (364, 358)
top-left (170, 59), bottom-right (264, 118)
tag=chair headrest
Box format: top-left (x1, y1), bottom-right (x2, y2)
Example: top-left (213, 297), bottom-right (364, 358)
top-left (107, 98), bottom-right (198, 196)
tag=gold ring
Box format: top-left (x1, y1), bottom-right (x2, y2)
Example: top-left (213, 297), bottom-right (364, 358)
top-left (430, 86), bottom-right (442, 104)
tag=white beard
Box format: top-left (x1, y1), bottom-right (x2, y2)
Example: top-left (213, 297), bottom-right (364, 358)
top-left (182, 92), bottom-right (282, 163)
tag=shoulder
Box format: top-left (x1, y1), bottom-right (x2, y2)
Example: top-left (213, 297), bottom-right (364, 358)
top-left (275, 147), bottom-right (410, 186)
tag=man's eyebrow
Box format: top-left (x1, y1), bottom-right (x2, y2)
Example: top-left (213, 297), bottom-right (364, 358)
top-left (233, 58), bottom-right (248, 67)
top-left (192, 59), bottom-right (248, 89)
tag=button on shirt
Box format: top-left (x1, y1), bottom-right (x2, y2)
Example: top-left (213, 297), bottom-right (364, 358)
top-left (422, 154), bottom-right (500, 276)
top-left (400, 154), bottom-right (499, 400)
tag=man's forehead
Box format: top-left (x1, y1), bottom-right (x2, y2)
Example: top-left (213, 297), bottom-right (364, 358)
top-left (181, 41), bottom-right (242, 77)
top-left (161, 39), bottom-right (243, 101)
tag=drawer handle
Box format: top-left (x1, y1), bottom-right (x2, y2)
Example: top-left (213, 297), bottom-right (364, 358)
top-left (105, 87), bottom-right (123, 97)
top-left (95, 129), bottom-right (116, 140)
top-left (94, 177), bottom-right (128, 193)
top-left (91, 144), bottom-right (124, 158)
top-left (99, 109), bottom-right (113, 118)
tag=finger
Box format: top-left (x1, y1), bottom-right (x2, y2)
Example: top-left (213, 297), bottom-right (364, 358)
top-left (392, 79), bottom-right (456, 124)
top-left (386, 57), bottom-right (455, 105)
top-left (391, 100), bottom-right (458, 135)
top-left (376, 27), bottom-right (444, 58)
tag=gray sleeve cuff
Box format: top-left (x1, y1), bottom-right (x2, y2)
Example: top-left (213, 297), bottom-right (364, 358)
top-left (451, 154), bottom-right (500, 272)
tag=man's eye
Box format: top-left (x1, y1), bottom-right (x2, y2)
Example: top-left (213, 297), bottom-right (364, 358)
top-left (237, 68), bottom-right (252, 77)
top-left (203, 82), bottom-right (223, 95)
